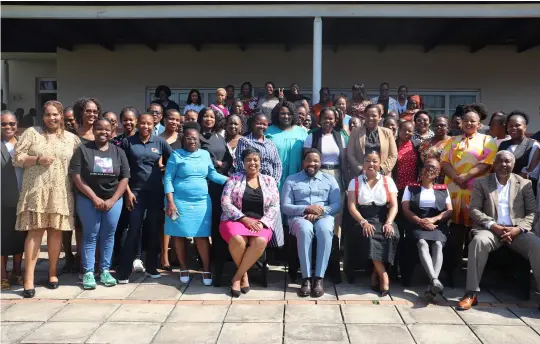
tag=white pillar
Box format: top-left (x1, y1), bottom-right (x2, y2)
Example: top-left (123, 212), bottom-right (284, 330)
top-left (312, 17), bottom-right (322, 105)
top-left (1, 60), bottom-right (9, 108)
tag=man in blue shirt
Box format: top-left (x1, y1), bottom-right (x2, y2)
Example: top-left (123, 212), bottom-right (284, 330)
top-left (148, 103), bottom-right (166, 136)
top-left (282, 148), bottom-right (341, 298)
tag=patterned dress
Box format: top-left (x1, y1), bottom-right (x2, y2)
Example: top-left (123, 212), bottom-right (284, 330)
top-left (441, 133), bottom-right (497, 226)
top-left (241, 97), bottom-right (259, 117)
top-left (13, 127), bottom-right (81, 231)
top-left (418, 136), bottom-right (453, 184)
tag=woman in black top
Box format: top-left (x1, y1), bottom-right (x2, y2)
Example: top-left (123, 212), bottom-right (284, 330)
top-left (152, 85), bottom-right (180, 113)
top-left (70, 119), bottom-right (130, 289)
top-left (74, 97), bottom-right (102, 144)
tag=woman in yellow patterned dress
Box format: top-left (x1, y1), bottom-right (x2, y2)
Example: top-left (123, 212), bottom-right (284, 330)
top-left (441, 104), bottom-right (497, 274)
top-left (14, 101), bottom-right (81, 298)
top-left (418, 116), bottom-right (453, 183)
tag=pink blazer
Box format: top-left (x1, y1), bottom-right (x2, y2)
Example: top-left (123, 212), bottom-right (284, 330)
top-left (220, 172), bottom-right (280, 229)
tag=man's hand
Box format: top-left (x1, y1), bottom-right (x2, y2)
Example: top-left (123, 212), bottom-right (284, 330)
top-left (305, 205), bottom-right (324, 216)
top-left (490, 223), bottom-right (506, 237)
top-left (304, 214), bottom-right (320, 223)
top-left (500, 226), bottom-right (521, 244)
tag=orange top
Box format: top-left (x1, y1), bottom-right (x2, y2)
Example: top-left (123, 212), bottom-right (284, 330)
top-left (312, 101), bottom-right (334, 123)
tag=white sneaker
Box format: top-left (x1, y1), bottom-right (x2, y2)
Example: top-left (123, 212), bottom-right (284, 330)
top-left (133, 259), bottom-right (145, 273)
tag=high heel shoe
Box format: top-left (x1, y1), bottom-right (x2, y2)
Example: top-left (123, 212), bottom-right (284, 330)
top-left (23, 288), bottom-right (35, 298)
top-left (231, 287), bottom-right (241, 298)
top-left (47, 281), bottom-right (59, 289)
top-left (240, 286), bottom-right (250, 294)
top-left (380, 289), bottom-right (390, 297)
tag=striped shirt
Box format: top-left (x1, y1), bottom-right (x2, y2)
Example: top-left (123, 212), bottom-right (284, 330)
top-left (235, 133), bottom-right (282, 184)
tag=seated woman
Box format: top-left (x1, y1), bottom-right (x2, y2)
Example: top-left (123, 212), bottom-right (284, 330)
top-left (401, 158), bottom-right (453, 301)
top-left (219, 148), bottom-right (280, 297)
top-left (346, 150), bottom-right (400, 296)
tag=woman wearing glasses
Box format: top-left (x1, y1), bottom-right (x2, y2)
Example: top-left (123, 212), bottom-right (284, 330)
top-left (412, 111), bottom-right (434, 144)
top-left (75, 97), bottom-right (102, 144)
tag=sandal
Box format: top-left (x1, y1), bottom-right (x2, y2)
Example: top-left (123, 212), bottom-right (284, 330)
top-left (1, 279), bottom-right (11, 290)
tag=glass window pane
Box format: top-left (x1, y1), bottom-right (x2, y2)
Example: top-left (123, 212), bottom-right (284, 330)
top-left (428, 110), bottom-right (448, 118)
top-left (449, 95), bottom-right (477, 110)
top-left (207, 92), bottom-right (217, 105)
top-left (423, 95), bottom-right (445, 109)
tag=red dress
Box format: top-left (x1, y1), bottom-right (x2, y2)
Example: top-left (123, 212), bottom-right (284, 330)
top-left (396, 140), bottom-right (418, 190)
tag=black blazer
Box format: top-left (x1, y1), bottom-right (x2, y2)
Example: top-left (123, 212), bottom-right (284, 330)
top-left (1, 141), bottom-right (20, 208)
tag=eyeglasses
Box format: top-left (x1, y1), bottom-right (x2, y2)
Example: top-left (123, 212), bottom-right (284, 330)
top-left (1, 122), bottom-right (16, 127)
top-left (149, 110), bottom-right (162, 115)
top-left (424, 164), bottom-right (440, 171)
top-left (85, 109), bottom-right (99, 114)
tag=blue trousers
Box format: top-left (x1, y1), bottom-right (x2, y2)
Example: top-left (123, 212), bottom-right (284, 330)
top-left (76, 194), bottom-right (123, 273)
top-left (118, 190), bottom-right (163, 279)
top-left (290, 215), bottom-right (334, 278)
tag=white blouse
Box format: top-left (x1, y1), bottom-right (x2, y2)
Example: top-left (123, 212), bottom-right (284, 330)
top-left (303, 133), bottom-right (346, 165)
top-left (401, 186), bottom-right (451, 208)
top-left (347, 174), bottom-right (398, 206)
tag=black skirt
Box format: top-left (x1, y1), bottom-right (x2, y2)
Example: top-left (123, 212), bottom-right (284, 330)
top-left (1, 206), bottom-right (26, 256)
top-left (354, 204), bottom-right (400, 265)
top-left (407, 207), bottom-right (449, 244)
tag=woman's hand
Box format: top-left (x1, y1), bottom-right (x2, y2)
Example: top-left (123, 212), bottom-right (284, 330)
top-left (38, 155), bottom-right (55, 167)
top-left (248, 221), bottom-right (263, 233)
top-left (216, 160), bottom-right (223, 168)
top-left (92, 196), bottom-right (106, 210)
top-left (165, 201), bottom-right (178, 218)
top-left (454, 174), bottom-right (469, 189)
top-left (278, 88), bottom-right (285, 99)
top-left (382, 223), bottom-right (394, 238)
top-left (361, 221), bottom-right (375, 237)
top-left (102, 199), bottom-right (115, 211)
top-left (125, 191), bottom-right (137, 211)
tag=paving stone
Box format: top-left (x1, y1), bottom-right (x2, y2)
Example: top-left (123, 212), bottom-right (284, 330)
top-left (238, 281), bottom-right (285, 301)
top-left (408, 324), bottom-right (481, 344)
top-left (128, 284), bottom-right (182, 300)
top-left (284, 323), bottom-right (348, 344)
top-left (86, 322), bottom-right (161, 344)
top-left (285, 304), bottom-right (342, 323)
top-left (20, 321), bottom-right (100, 343)
top-left (0, 303), bottom-right (14, 313)
top-left (167, 304), bottom-right (229, 323)
top-left (533, 326), bottom-right (540, 335)
top-left (509, 307), bottom-right (540, 327)
top-left (486, 288), bottom-right (526, 303)
top-left (108, 303), bottom-right (174, 322)
top-left (140, 272), bottom-right (180, 285)
top-left (49, 303), bottom-right (119, 322)
top-left (457, 307), bottom-right (524, 325)
top-left (342, 305), bottom-right (403, 324)
top-left (218, 322), bottom-right (283, 344)
top-left (397, 305), bottom-right (464, 324)
top-left (77, 283), bottom-right (138, 299)
top-left (225, 304), bottom-right (284, 323)
top-left (32, 284), bottom-right (84, 299)
top-left (181, 283), bottom-right (232, 301)
top-left (347, 324), bottom-right (415, 344)
top-left (0, 322), bottom-right (42, 344)
top-left (336, 283), bottom-right (392, 301)
top-left (442, 288), bottom-right (499, 303)
top-left (153, 323), bottom-right (222, 344)
top-left (471, 325), bottom-right (540, 344)
top-left (285, 278), bottom-right (337, 300)
top-left (0, 286), bottom-right (24, 299)
top-left (2, 302), bottom-right (66, 322)
top-left (390, 286), bottom-right (433, 302)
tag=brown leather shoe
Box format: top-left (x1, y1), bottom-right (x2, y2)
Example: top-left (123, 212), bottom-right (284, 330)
top-left (298, 278), bottom-right (311, 297)
top-left (311, 277), bottom-right (324, 298)
top-left (456, 293), bottom-right (478, 311)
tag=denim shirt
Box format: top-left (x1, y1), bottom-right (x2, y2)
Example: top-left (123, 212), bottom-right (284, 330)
top-left (281, 170), bottom-right (341, 218)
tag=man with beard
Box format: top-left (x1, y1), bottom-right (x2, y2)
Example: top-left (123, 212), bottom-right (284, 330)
top-left (282, 148), bottom-right (341, 298)
top-left (457, 151), bottom-right (540, 310)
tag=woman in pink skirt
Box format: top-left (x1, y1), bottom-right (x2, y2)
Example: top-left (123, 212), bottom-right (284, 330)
top-left (219, 147), bottom-right (280, 297)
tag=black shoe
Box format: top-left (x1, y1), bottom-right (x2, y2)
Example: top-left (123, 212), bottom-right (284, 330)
top-left (23, 288), bottom-right (35, 298)
top-left (231, 287), bottom-right (241, 298)
top-left (161, 265), bottom-right (173, 272)
top-left (240, 286), bottom-right (250, 294)
top-left (46, 281), bottom-right (59, 290)
top-left (380, 289), bottom-right (390, 297)
top-left (311, 277), bottom-right (324, 298)
top-left (298, 278), bottom-right (311, 297)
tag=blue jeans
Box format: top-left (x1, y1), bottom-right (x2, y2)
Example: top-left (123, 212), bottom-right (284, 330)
top-left (76, 194), bottom-right (123, 273)
top-left (290, 215), bottom-right (334, 278)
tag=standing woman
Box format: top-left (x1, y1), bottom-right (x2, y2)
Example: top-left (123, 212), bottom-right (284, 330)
top-left (288, 83), bottom-right (311, 110)
top-left (230, 100), bottom-right (249, 134)
top-left (75, 97), bottom-right (101, 144)
top-left (70, 119), bottom-right (130, 289)
top-left (418, 116), bottom-right (452, 183)
top-left (161, 109), bottom-right (181, 144)
top-left (164, 123), bottom-right (228, 285)
top-left (1, 111), bottom-right (26, 290)
top-left (118, 114), bottom-right (172, 283)
top-left (257, 82), bottom-right (281, 119)
top-left (346, 151), bottom-right (400, 296)
top-left (488, 112), bottom-right (510, 146)
top-left (347, 104), bottom-right (398, 178)
top-left (235, 113), bottom-right (283, 190)
top-left (266, 100), bottom-right (308, 190)
top-left (112, 107), bottom-right (138, 146)
top-left (401, 95), bottom-right (422, 122)
top-left (499, 111), bottom-right (540, 192)
top-left (211, 88), bottom-right (230, 118)
top-left (239, 82), bottom-right (259, 118)
top-left (14, 101), bottom-right (81, 297)
top-left (103, 111), bottom-right (119, 138)
top-left (334, 96), bottom-right (352, 134)
top-left (184, 89), bottom-right (205, 115)
top-left (225, 115), bottom-right (243, 169)
top-left (393, 121), bottom-right (420, 195)
top-left (348, 83), bottom-right (371, 125)
top-left (412, 111), bottom-right (434, 143)
top-left (152, 85), bottom-right (180, 112)
top-left (441, 104), bottom-right (497, 272)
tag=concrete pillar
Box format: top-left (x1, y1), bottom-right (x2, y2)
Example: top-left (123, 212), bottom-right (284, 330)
top-left (312, 17), bottom-right (322, 105)
top-left (1, 60), bottom-right (9, 108)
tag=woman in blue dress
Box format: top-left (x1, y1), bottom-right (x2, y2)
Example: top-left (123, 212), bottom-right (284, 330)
top-left (266, 99), bottom-right (308, 191)
top-left (164, 122), bottom-right (228, 286)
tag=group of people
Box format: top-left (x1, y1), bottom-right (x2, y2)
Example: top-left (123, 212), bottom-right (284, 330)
top-left (1, 82), bottom-right (539, 311)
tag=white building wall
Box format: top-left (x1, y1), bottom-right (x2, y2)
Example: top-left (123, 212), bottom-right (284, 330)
top-left (4, 59), bottom-right (57, 112)
top-left (39, 44), bottom-right (540, 129)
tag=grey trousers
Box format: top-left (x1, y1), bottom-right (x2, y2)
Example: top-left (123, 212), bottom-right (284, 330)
top-left (466, 229), bottom-right (540, 293)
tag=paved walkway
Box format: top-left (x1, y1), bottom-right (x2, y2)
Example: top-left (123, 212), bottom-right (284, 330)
top-left (1, 260), bottom-right (539, 344)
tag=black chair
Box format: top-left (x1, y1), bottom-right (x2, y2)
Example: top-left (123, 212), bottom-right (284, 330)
top-left (287, 232), bottom-right (342, 284)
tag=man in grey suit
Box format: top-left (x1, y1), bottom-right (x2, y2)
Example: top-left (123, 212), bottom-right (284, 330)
top-left (457, 151), bottom-right (540, 310)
